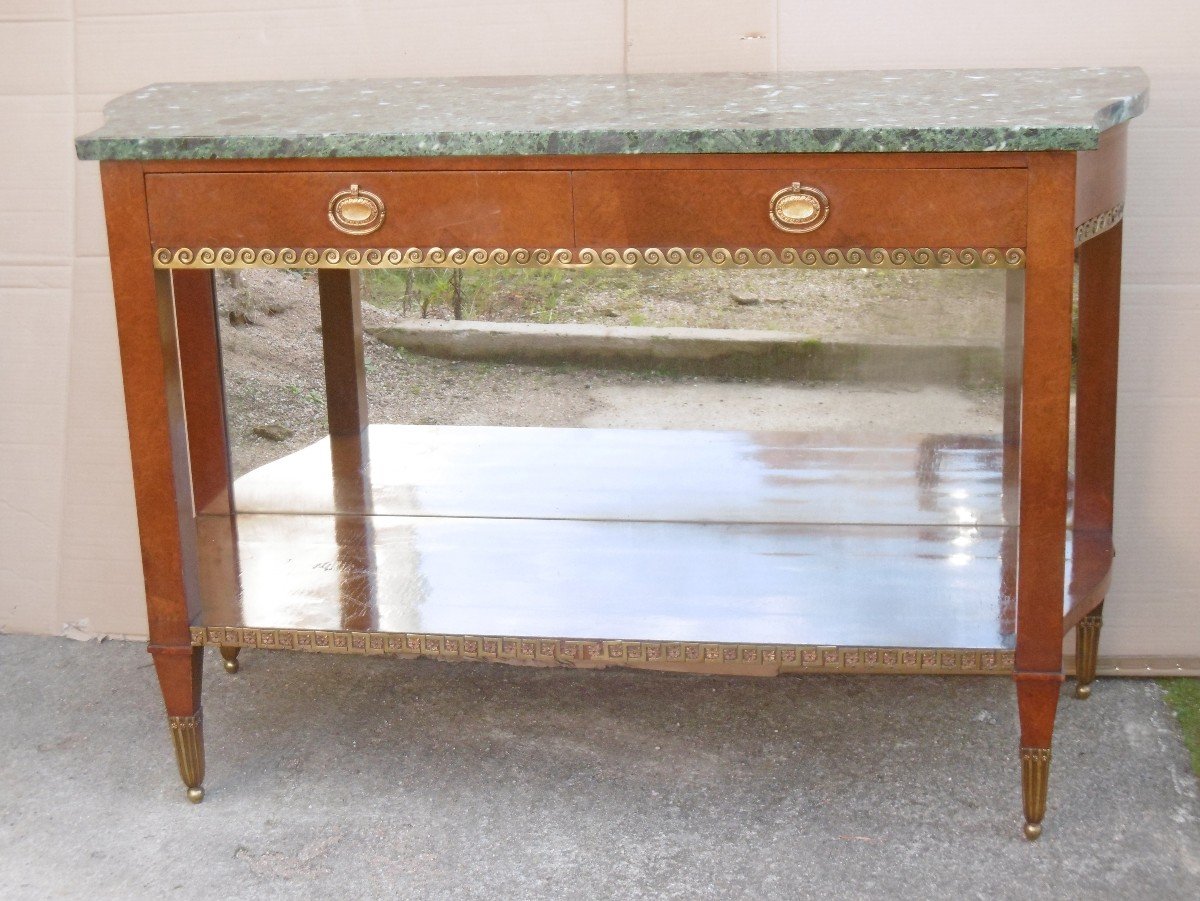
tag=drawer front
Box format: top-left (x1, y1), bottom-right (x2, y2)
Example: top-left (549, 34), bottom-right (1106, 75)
top-left (573, 168), bottom-right (1027, 250)
top-left (145, 171), bottom-right (574, 249)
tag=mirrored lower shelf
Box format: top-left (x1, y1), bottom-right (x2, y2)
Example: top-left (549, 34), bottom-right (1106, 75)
top-left (195, 513), bottom-right (1108, 675)
top-left (193, 426), bottom-right (1111, 676)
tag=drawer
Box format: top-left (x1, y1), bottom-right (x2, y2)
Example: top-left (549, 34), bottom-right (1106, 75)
top-left (573, 167), bottom-right (1027, 250)
top-left (145, 171), bottom-right (574, 249)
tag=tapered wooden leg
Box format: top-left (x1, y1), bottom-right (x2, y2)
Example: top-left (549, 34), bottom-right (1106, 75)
top-left (219, 644), bottom-right (241, 674)
top-left (152, 646), bottom-right (205, 802)
top-left (1074, 605), bottom-right (1104, 699)
top-left (1011, 153), bottom-right (1076, 840)
top-left (1016, 676), bottom-right (1061, 841)
top-left (101, 163), bottom-right (207, 803)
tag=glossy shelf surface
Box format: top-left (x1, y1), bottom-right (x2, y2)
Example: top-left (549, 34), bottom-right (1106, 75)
top-left (224, 424), bottom-right (1014, 527)
top-left (190, 425), bottom-right (1117, 655)
top-left (198, 514), bottom-right (1025, 650)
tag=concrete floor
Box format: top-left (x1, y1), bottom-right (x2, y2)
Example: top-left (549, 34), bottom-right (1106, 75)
top-left (1, 635), bottom-right (1197, 899)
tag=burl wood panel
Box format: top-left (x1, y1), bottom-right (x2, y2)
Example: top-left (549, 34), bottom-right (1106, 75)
top-left (145, 170), bottom-right (574, 249)
top-left (1063, 222), bottom-right (1124, 628)
top-left (1075, 124), bottom-right (1127, 228)
top-left (1074, 223), bottom-right (1123, 535)
top-left (573, 167), bottom-right (1028, 249)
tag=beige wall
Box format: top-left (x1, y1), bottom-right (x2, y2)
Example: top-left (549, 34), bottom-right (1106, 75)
top-left (2, 2), bottom-right (1197, 659)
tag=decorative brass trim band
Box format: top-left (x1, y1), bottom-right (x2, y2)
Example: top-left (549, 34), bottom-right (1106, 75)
top-left (154, 245), bottom-right (1026, 270)
top-left (168, 712), bottom-right (205, 797)
top-left (192, 626), bottom-right (1014, 675)
top-left (1075, 202), bottom-right (1124, 246)
top-left (1020, 746), bottom-right (1052, 839)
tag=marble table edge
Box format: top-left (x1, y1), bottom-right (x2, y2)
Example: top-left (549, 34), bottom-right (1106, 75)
top-left (76, 126), bottom-right (1113, 161)
top-left (74, 68), bottom-right (1149, 161)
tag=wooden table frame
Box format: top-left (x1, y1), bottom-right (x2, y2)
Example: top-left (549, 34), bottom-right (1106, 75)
top-left (97, 128), bottom-right (1127, 839)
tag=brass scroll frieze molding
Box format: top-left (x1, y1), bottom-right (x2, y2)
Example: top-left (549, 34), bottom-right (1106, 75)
top-left (154, 245), bottom-right (1026, 270)
top-left (192, 626), bottom-right (1015, 675)
top-left (1075, 202), bottom-right (1124, 246)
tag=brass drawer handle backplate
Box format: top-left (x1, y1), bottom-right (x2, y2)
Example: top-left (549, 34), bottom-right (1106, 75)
top-left (328, 184), bottom-right (386, 235)
top-left (769, 183), bottom-right (829, 233)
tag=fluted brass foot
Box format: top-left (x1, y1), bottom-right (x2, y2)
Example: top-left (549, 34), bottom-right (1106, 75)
top-left (1020, 746), bottom-right (1051, 841)
top-left (219, 645), bottom-right (240, 674)
top-left (1074, 612), bottom-right (1102, 699)
top-left (168, 711), bottom-right (205, 803)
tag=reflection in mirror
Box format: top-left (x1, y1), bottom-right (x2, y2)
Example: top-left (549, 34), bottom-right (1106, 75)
top-left (215, 266), bottom-right (1009, 471)
top-left (212, 266), bottom-right (1015, 525)
top-left (205, 264), bottom-right (1026, 644)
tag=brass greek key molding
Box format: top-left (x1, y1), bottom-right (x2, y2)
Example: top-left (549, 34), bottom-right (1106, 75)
top-left (168, 712), bottom-right (205, 803)
top-left (192, 626), bottom-right (1014, 675)
top-left (1075, 202), bottom-right (1124, 246)
top-left (154, 245), bottom-right (1026, 270)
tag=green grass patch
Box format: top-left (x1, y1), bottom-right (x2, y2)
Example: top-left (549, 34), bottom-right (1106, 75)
top-left (1160, 678), bottom-right (1200, 775)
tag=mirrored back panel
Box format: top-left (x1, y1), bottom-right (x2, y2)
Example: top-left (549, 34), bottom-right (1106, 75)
top-left (213, 266), bottom-right (1015, 529)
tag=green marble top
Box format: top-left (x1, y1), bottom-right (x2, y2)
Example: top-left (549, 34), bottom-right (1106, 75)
top-left (75, 68), bottom-right (1148, 161)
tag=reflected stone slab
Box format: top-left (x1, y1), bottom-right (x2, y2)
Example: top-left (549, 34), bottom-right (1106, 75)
top-left (367, 320), bottom-right (1002, 384)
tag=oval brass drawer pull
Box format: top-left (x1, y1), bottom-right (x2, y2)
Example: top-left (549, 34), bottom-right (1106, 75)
top-left (769, 183), bottom-right (829, 233)
top-left (328, 184), bottom-right (386, 235)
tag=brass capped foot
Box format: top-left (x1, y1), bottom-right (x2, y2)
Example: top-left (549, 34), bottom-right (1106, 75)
top-left (1074, 612), bottom-right (1103, 700)
top-left (1020, 746), bottom-right (1051, 841)
top-left (219, 645), bottom-right (240, 675)
top-left (169, 712), bottom-right (205, 803)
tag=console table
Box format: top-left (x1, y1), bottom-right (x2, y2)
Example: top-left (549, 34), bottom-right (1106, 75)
top-left (76, 68), bottom-right (1148, 839)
